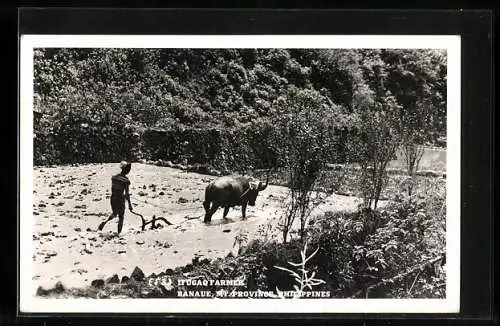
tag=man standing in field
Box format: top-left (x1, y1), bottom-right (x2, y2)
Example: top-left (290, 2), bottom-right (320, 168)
top-left (98, 161), bottom-right (133, 234)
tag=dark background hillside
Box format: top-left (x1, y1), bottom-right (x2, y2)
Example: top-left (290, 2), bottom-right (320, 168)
top-left (33, 48), bottom-right (447, 169)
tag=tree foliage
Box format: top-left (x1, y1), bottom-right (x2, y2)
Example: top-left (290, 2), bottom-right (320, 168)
top-left (271, 88), bottom-right (344, 243)
top-left (33, 48), bottom-right (446, 170)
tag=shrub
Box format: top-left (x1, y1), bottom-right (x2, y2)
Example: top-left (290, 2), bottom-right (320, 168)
top-left (270, 88), bottom-right (346, 243)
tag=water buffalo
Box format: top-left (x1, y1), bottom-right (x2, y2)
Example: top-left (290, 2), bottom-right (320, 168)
top-left (202, 174), bottom-right (269, 223)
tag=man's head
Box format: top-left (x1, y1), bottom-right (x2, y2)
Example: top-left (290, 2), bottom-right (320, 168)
top-left (246, 180), bottom-right (268, 206)
top-left (120, 161), bottom-right (131, 175)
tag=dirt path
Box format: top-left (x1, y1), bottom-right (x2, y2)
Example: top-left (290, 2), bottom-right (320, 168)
top-left (31, 163), bottom-right (372, 292)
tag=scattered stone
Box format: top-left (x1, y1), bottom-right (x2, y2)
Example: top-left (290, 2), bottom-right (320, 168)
top-left (45, 250), bottom-right (57, 257)
top-left (106, 274), bottom-right (120, 284)
top-left (36, 286), bottom-right (48, 296)
top-left (158, 191), bottom-right (165, 196)
top-left (130, 266), bottom-right (145, 281)
top-left (53, 281), bottom-right (65, 293)
top-left (86, 228), bottom-right (93, 232)
top-left (40, 231), bottom-right (55, 237)
top-left (83, 248), bottom-right (93, 254)
top-left (75, 204), bottom-right (87, 209)
top-left (56, 201), bottom-right (65, 206)
top-left (74, 261), bottom-right (80, 265)
top-left (181, 264), bottom-right (193, 273)
top-left (38, 203), bottom-right (46, 208)
top-left (118, 250), bottom-right (126, 254)
top-left (178, 197), bottom-right (189, 204)
top-left (52, 224), bottom-right (58, 228)
top-left (48, 195), bottom-right (55, 199)
top-left (173, 250), bottom-right (178, 254)
top-left (91, 279), bottom-right (105, 288)
top-left (138, 191), bottom-right (147, 196)
top-left (223, 229), bottom-right (231, 233)
top-left (121, 276), bottom-right (130, 283)
top-left (136, 240), bottom-right (145, 245)
top-left (74, 227), bottom-right (81, 232)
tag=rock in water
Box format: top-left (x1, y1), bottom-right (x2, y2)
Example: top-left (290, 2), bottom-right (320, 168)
top-left (130, 266), bottom-right (145, 281)
top-left (106, 274), bottom-right (120, 284)
top-left (91, 279), bottom-right (105, 288)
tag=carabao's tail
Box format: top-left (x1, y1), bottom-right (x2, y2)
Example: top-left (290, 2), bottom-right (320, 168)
top-left (203, 184), bottom-right (214, 223)
top-left (203, 184), bottom-right (213, 211)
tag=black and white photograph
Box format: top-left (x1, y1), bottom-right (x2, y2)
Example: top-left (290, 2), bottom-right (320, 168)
top-left (19, 35), bottom-right (460, 313)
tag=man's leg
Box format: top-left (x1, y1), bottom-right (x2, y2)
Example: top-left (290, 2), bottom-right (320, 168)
top-left (98, 213), bottom-right (116, 231)
top-left (117, 213), bottom-right (124, 234)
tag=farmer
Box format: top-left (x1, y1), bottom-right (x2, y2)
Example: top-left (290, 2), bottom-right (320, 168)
top-left (98, 161), bottom-right (133, 234)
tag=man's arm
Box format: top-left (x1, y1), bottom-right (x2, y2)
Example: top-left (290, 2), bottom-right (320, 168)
top-left (125, 184), bottom-right (133, 211)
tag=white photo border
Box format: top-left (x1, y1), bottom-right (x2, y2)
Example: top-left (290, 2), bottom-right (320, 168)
top-left (19, 34), bottom-right (461, 314)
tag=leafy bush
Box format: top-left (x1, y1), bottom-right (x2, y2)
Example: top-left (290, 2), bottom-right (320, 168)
top-left (270, 87), bottom-right (347, 243)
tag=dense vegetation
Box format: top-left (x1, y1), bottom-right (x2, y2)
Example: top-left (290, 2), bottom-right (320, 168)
top-left (33, 48), bottom-right (446, 169)
top-left (34, 47), bottom-right (448, 299)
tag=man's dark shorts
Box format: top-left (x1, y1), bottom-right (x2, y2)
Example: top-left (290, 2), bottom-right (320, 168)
top-left (111, 195), bottom-right (125, 215)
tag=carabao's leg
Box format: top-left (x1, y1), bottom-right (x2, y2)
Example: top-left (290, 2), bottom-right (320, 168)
top-left (203, 201), bottom-right (211, 222)
top-left (222, 206), bottom-right (230, 219)
top-left (204, 204), bottom-right (219, 223)
top-left (241, 203), bottom-right (247, 219)
top-left (203, 200), bottom-right (211, 212)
